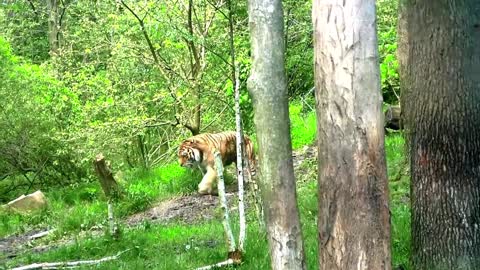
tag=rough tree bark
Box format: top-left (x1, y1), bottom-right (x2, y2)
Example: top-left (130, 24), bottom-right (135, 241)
top-left (93, 154), bottom-right (121, 199)
top-left (312, 0), bottom-right (391, 269)
top-left (247, 0), bottom-right (306, 269)
top-left (397, 0), bottom-right (408, 111)
top-left (403, 1), bottom-right (480, 269)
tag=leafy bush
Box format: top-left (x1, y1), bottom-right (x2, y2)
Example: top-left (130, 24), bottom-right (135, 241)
top-left (0, 37), bottom-right (85, 202)
top-left (377, 0), bottom-right (400, 104)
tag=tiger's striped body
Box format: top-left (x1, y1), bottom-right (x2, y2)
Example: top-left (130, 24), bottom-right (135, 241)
top-left (178, 131), bottom-right (256, 194)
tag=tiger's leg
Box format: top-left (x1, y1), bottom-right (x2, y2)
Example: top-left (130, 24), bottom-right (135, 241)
top-left (198, 165), bottom-right (217, 195)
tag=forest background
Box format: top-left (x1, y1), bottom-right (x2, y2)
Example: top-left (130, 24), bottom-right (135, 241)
top-left (0, 0), bottom-right (407, 269)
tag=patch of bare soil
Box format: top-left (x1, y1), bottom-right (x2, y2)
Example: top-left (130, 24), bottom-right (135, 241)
top-left (126, 144), bottom-right (317, 226)
top-left (0, 228), bottom-right (58, 262)
top-left (126, 192), bottom-right (239, 226)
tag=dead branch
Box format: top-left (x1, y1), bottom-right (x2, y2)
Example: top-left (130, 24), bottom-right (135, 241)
top-left (213, 149), bottom-right (236, 253)
top-left (10, 249), bottom-right (131, 270)
top-left (227, 0), bottom-right (247, 252)
top-left (107, 200), bottom-right (118, 237)
top-left (29, 229), bottom-right (56, 240)
top-left (233, 72), bottom-right (246, 251)
top-left (194, 259), bottom-right (235, 270)
top-left (194, 150), bottom-right (243, 270)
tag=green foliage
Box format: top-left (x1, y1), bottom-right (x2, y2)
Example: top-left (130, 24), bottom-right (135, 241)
top-left (0, 1), bottom-right (50, 63)
top-left (0, 37), bottom-right (84, 201)
top-left (283, 0), bottom-right (314, 97)
top-left (0, 163), bottom-right (200, 238)
top-left (391, 204), bottom-right (411, 270)
top-left (297, 180), bottom-right (319, 269)
top-left (0, 1), bottom-right (408, 268)
top-left (377, 0), bottom-right (400, 104)
top-left (4, 172), bottom-right (319, 270)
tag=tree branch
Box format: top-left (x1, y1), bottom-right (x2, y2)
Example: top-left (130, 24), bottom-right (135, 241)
top-left (26, 0), bottom-right (38, 17)
top-left (195, 259), bottom-right (235, 270)
top-left (120, 0), bottom-right (159, 64)
top-left (10, 249), bottom-right (131, 270)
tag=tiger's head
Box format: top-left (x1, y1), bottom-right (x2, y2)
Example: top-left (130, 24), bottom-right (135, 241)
top-left (178, 140), bottom-right (202, 168)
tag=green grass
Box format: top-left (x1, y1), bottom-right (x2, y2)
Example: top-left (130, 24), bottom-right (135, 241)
top-left (3, 178), bottom-right (318, 270)
top-left (0, 164), bottom-right (202, 238)
top-left (289, 101), bottom-right (317, 149)
top-left (2, 102), bottom-right (410, 270)
top-left (385, 133), bottom-right (411, 270)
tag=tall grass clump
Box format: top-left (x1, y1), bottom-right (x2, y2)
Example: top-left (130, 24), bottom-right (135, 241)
top-left (289, 101), bottom-right (317, 149)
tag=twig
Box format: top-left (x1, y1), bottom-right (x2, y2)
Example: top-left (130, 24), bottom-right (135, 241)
top-left (29, 229), bottom-right (56, 240)
top-left (194, 259), bottom-right (235, 270)
top-left (10, 249), bottom-right (131, 270)
top-left (107, 199), bottom-right (118, 237)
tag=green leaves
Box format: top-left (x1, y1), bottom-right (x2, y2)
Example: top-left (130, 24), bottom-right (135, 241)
top-left (377, 0), bottom-right (400, 104)
top-left (0, 36), bottom-right (84, 200)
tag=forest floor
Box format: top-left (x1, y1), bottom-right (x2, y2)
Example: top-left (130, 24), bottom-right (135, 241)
top-left (0, 134), bottom-right (410, 269)
top-left (1, 145), bottom-right (320, 269)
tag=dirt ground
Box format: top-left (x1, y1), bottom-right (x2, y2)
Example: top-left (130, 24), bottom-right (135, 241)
top-left (126, 192), bottom-right (239, 226)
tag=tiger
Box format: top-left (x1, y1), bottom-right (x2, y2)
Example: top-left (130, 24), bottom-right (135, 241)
top-left (177, 131), bottom-right (256, 195)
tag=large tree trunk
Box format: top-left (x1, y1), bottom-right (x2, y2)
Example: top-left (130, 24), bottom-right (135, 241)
top-left (403, 1), bottom-right (480, 269)
top-left (247, 0), bottom-right (306, 269)
top-left (312, 1), bottom-right (391, 269)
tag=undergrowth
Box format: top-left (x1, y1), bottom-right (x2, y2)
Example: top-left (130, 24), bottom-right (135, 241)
top-left (0, 165), bottom-right (202, 239)
top-left (1, 103), bottom-right (410, 270)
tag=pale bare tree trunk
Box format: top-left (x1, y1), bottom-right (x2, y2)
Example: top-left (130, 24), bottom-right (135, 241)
top-left (312, 0), bottom-right (391, 269)
top-left (226, 0), bottom-right (247, 252)
top-left (397, 0), bottom-right (408, 113)
top-left (185, 0), bottom-right (202, 136)
top-left (46, 0), bottom-right (59, 55)
top-left (403, 1), bottom-right (480, 269)
top-left (247, 0), bottom-right (306, 269)
top-left (213, 150), bottom-right (236, 255)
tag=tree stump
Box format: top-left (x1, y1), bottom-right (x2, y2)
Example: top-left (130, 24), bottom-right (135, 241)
top-left (93, 153), bottom-right (121, 237)
top-left (93, 153), bottom-right (121, 199)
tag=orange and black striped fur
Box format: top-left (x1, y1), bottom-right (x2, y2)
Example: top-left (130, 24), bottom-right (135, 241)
top-left (178, 131), bottom-right (256, 195)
